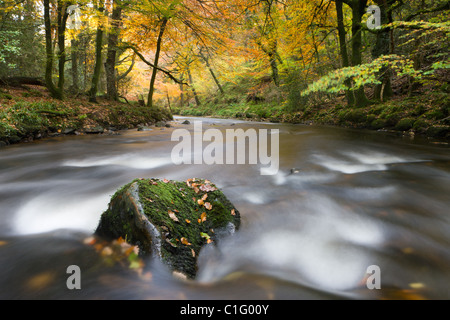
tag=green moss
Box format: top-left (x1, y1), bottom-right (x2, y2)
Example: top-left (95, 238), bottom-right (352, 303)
top-left (97, 178), bottom-right (240, 278)
top-left (413, 119), bottom-right (428, 132)
top-left (395, 118), bottom-right (415, 131)
top-left (370, 119), bottom-right (387, 130)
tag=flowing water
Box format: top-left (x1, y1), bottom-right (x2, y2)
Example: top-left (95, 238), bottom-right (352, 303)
top-left (0, 117), bottom-right (449, 300)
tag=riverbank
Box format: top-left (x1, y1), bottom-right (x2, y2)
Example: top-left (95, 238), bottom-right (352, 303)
top-left (175, 89), bottom-right (450, 142)
top-left (0, 86), bottom-right (172, 146)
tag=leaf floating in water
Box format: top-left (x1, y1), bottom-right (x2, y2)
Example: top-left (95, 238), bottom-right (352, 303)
top-left (204, 202), bottom-right (213, 211)
top-left (168, 210), bottom-right (179, 222)
top-left (27, 272), bottom-right (54, 290)
top-left (409, 283), bottom-right (425, 289)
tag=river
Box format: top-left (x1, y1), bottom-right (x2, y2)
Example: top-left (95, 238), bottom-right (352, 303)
top-left (0, 117), bottom-right (449, 300)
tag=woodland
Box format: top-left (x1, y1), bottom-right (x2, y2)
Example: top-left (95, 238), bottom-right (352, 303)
top-left (0, 0), bottom-right (449, 142)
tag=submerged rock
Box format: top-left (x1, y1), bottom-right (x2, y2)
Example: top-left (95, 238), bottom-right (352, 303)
top-left (95, 178), bottom-right (240, 279)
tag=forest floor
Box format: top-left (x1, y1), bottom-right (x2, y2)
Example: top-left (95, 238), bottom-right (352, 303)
top-left (0, 85), bottom-right (172, 146)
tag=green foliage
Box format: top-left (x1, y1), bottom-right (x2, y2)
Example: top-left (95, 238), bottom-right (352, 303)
top-left (301, 55), bottom-right (419, 97)
top-left (0, 31), bottom-right (20, 68)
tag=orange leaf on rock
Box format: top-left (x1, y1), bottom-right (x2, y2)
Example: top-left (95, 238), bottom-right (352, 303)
top-left (168, 210), bottom-right (179, 222)
top-left (204, 202), bottom-right (212, 210)
top-left (181, 237), bottom-right (191, 246)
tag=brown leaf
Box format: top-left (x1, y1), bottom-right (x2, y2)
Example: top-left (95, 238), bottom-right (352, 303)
top-left (197, 199), bottom-right (204, 206)
top-left (231, 209), bottom-right (236, 216)
top-left (168, 210), bottom-right (179, 222)
top-left (185, 219), bottom-right (191, 224)
top-left (204, 202), bottom-right (212, 210)
top-left (163, 179), bottom-right (170, 183)
top-left (201, 194), bottom-right (208, 201)
top-left (200, 184), bottom-right (217, 192)
top-left (200, 212), bottom-right (207, 222)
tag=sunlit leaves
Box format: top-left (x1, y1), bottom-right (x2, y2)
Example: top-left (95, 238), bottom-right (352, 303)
top-left (301, 55), bottom-right (421, 96)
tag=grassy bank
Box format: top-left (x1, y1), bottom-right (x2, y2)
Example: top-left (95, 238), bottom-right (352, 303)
top-left (0, 86), bottom-right (172, 146)
top-left (174, 89), bottom-right (450, 141)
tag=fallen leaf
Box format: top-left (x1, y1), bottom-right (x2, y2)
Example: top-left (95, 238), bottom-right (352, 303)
top-left (197, 199), bottom-right (204, 206)
top-left (200, 232), bottom-right (210, 240)
top-left (101, 246), bottom-right (113, 256)
top-left (204, 202), bottom-right (212, 210)
top-left (231, 209), bottom-right (236, 216)
top-left (409, 283), bottom-right (425, 289)
top-left (181, 237), bottom-right (191, 246)
top-left (193, 186), bottom-right (200, 194)
top-left (185, 219), bottom-right (191, 224)
top-left (83, 237), bottom-right (96, 245)
top-left (191, 249), bottom-right (196, 257)
top-left (201, 212), bottom-right (207, 222)
top-left (168, 210), bottom-right (179, 222)
top-left (163, 179), bottom-right (170, 183)
top-left (200, 184), bottom-right (217, 192)
top-left (201, 194), bottom-right (208, 201)
top-left (166, 238), bottom-right (177, 247)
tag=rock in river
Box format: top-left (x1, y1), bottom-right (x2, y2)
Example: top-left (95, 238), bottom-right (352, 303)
top-left (95, 178), bottom-right (240, 279)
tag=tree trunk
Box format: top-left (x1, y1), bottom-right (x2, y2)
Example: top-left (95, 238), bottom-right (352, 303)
top-left (147, 17), bottom-right (168, 108)
top-left (350, 0), bottom-right (370, 107)
top-left (57, 0), bottom-right (70, 98)
top-left (179, 83), bottom-right (184, 108)
top-left (372, 0), bottom-right (393, 101)
top-left (71, 38), bottom-right (80, 93)
top-left (187, 66), bottom-right (201, 107)
top-left (44, 0), bottom-right (62, 99)
top-left (89, 2), bottom-right (105, 103)
top-left (105, 0), bottom-right (122, 101)
top-left (336, 0), bottom-right (355, 106)
top-left (199, 50), bottom-right (224, 94)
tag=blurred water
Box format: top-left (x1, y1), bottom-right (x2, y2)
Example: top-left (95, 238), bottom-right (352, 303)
top-left (0, 117), bottom-right (449, 300)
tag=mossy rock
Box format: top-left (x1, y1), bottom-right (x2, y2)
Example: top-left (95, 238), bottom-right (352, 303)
top-left (427, 126), bottom-right (450, 139)
top-left (395, 118), bottom-right (415, 131)
top-left (95, 178), bottom-right (240, 279)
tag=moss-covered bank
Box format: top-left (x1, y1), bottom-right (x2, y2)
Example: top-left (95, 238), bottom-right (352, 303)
top-left (175, 89), bottom-right (450, 141)
top-left (95, 178), bottom-right (240, 279)
top-left (0, 86), bottom-right (172, 146)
